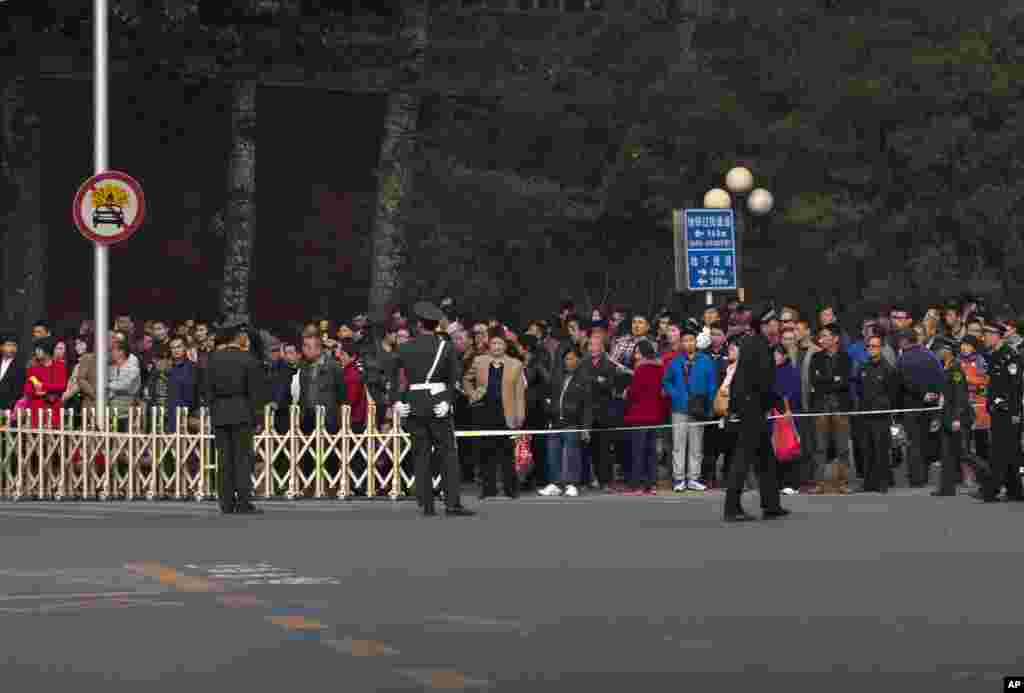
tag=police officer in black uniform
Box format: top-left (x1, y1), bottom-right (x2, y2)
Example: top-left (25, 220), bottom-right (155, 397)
top-left (203, 318), bottom-right (267, 515)
top-left (723, 304), bottom-right (789, 522)
top-left (981, 322), bottom-right (1023, 502)
top-left (931, 338), bottom-right (974, 497)
top-left (393, 302), bottom-right (474, 517)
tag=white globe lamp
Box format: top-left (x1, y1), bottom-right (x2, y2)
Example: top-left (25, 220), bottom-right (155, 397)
top-left (725, 166), bottom-right (754, 194)
top-left (703, 188), bottom-right (731, 209)
top-left (747, 188), bottom-right (774, 215)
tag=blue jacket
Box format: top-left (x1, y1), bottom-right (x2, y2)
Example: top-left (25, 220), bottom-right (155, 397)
top-left (663, 352), bottom-right (717, 417)
top-left (166, 359), bottom-right (196, 432)
top-left (848, 339), bottom-right (869, 402)
top-left (773, 362), bottom-right (802, 413)
top-left (896, 345), bottom-right (944, 406)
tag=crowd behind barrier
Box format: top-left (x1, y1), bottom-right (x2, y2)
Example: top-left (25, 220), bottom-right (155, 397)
top-left (4, 294), bottom-right (1021, 503)
top-left (0, 400), bottom-right (952, 502)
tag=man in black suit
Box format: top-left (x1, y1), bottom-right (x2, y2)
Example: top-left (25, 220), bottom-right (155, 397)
top-left (394, 302), bottom-right (474, 517)
top-left (202, 318), bottom-right (267, 515)
top-left (723, 304), bottom-right (790, 522)
top-left (0, 328), bottom-right (25, 412)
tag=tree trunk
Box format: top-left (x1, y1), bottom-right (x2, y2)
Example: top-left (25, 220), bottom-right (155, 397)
top-left (219, 79), bottom-right (257, 325)
top-left (367, 0), bottom-right (429, 317)
top-left (1, 75), bottom-right (45, 349)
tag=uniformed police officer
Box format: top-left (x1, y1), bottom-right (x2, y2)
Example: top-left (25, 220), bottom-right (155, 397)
top-left (393, 302), bottom-right (474, 517)
top-left (981, 322), bottom-right (1023, 502)
top-left (931, 338), bottom-right (974, 497)
top-left (203, 318), bottom-right (267, 514)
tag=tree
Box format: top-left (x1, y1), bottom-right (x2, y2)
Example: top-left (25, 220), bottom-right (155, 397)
top-left (219, 78), bottom-right (258, 324)
top-left (367, 0), bottom-right (430, 317)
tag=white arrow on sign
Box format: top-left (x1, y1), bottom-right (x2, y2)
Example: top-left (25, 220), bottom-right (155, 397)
top-left (698, 269), bottom-right (707, 275)
top-left (697, 279), bottom-right (707, 286)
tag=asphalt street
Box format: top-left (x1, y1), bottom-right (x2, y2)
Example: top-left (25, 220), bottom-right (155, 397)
top-left (0, 487), bottom-right (1021, 692)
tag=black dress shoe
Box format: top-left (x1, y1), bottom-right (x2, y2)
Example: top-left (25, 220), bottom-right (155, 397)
top-left (445, 506), bottom-right (476, 517)
top-left (422, 508), bottom-right (437, 517)
top-left (478, 492), bottom-right (497, 501)
top-left (220, 506), bottom-right (235, 515)
top-left (930, 491), bottom-right (955, 497)
top-left (235, 503), bottom-right (263, 514)
top-left (762, 508), bottom-right (791, 519)
top-left (724, 512), bottom-right (754, 523)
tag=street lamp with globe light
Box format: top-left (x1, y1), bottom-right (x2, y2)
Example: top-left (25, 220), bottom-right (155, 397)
top-left (704, 166), bottom-right (773, 304)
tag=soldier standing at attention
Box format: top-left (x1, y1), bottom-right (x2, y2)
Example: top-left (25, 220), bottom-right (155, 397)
top-left (394, 302), bottom-right (475, 518)
top-left (980, 323), bottom-right (1023, 502)
top-left (203, 318), bottom-right (267, 515)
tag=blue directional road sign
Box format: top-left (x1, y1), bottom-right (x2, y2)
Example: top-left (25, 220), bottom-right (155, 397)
top-left (680, 208), bottom-right (737, 292)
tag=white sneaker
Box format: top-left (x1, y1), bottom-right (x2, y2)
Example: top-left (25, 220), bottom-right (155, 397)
top-left (781, 487), bottom-right (798, 496)
top-left (687, 480), bottom-right (707, 492)
top-left (564, 485), bottom-right (579, 497)
top-left (673, 481), bottom-right (688, 493)
top-left (538, 483), bottom-right (562, 497)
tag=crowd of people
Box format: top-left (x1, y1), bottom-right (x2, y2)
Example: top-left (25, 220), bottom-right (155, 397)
top-left (1, 292), bottom-right (1022, 506)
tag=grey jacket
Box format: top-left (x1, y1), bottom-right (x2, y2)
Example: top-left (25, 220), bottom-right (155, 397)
top-left (108, 354), bottom-right (141, 416)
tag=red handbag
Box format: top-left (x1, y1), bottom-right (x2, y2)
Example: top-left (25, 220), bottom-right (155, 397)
top-left (771, 403), bottom-right (801, 463)
top-left (514, 434), bottom-right (534, 478)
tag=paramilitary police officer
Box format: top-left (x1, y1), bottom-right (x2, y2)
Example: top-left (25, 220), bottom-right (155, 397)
top-left (203, 318), bottom-right (267, 515)
top-left (981, 322), bottom-right (1023, 502)
top-left (393, 302), bottom-right (474, 518)
top-left (931, 338), bottom-right (975, 497)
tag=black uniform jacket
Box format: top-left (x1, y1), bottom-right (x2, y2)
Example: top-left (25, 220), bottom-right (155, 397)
top-left (202, 347), bottom-right (267, 427)
top-left (394, 333), bottom-right (459, 418)
top-left (986, 344), bottom-right (1023, 417)
top-left (941, 361), bottom-right (974, 433)
top-left (730, 333), bottom-right (779, 416)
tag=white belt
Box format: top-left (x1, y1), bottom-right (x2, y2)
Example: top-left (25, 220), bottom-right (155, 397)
top-left (409, 383), bottom-right (447, 395)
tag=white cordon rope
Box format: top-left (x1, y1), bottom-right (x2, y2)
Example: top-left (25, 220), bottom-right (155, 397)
top-left (453, 405), bottom-right (947, 438)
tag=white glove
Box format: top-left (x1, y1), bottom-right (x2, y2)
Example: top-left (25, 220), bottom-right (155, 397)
top-left (696, 328), bottom-right (711, 351)
top-left (395, 402), bottom-right (411, 419)
top-left (433, 401), bottom-right (450, 418)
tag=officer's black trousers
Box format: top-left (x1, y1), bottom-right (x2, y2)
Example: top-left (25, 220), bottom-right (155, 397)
top-left (215, 424), bottom-right (254, 511)
top-left (937, 428), bottom-right (963, 495)
top-left (984, 413), bottom-right (1023, 501)
top-left (902, 412), bottom-right (931, 486)
top-left (862, 416), bottom-right (892, 492)
top-left (405, 415), bottom-right (461, 512)
top-left (724, 409), bottom-right (782, 516)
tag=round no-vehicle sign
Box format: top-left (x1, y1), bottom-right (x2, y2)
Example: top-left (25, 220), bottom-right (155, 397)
top-left (73, 171), bottom-right (146, 245)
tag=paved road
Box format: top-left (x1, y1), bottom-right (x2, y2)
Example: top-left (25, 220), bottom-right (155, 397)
top-left (0, 488), bottom-right (1021, 692)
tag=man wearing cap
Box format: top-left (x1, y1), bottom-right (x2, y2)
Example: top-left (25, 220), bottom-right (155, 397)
top-left (202, 318), bottom-right (267, 515)
top-left (0, 329), bottom-right (25, 412)
top-left (931, 337), bottom-right (977, 497)
top-left (981, 322), bottom-right (1023, 502)
top-left (393, 302), bottom-right (473, 517)
top-left (723, 304), bottom-right (789, 522)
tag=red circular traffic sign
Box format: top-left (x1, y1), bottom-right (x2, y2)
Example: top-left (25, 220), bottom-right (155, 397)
top-left (72, 171), bottom-right (146, 245)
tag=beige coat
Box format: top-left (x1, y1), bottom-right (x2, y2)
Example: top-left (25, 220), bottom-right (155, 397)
top-left (77, 353), bottom-right (98, 412)
top-left (464, 355), bottom-right (526, 430)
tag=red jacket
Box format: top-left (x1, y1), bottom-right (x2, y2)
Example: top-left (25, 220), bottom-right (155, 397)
top-left (624, 361), bottom-right (669, 426)
top-left (24, 360), bottom-right (68, 427)
top-left (342, 361), bottom-right (367, 425)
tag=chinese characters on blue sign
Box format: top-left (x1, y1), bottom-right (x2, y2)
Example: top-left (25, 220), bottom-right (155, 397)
top-left (677, 208), bottom-right (737, 292)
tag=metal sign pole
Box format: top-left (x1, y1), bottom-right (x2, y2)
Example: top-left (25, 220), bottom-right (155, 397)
top-left (94, 0), bottom-right (108, 423)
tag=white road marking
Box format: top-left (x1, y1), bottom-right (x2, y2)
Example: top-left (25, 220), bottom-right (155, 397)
top-left (0, 590), bottom-right (168, 602)
top-left (0, 510), bottom-right (113, 520)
